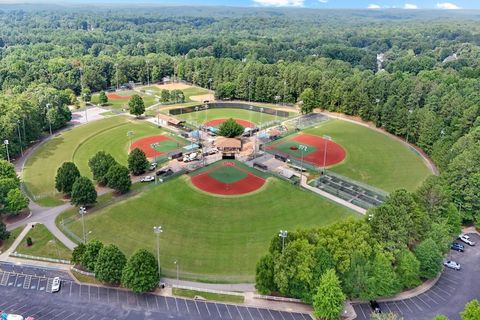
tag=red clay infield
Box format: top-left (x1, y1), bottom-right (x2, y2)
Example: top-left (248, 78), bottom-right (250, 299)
top-left (107, 92), bottom-right (131, 100)
top-left (130, 135), bottom-right (176, 158)
top-left (191, 162), bottom-right (266, 196)
top-left (271, 134), bottom-right (346, 167)
top-left (205, 118), bottom-right (255, 128)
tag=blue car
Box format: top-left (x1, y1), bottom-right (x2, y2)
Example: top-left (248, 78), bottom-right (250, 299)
top-left (451, 242), bottom-right (465, 252)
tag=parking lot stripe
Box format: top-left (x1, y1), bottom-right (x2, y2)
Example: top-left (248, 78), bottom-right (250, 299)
top-left (175, 297), bottom-right (179, 311)
top-left (407, 297), bottom-right (423, 311)
top-left (236, 305), bottom-right (245, 320)
top-left (416, 295), bottom-right (433, 308)
top-left (50, 309), bottom-right (68, 319)
top-left (194, 300), bottom-right (201, 314)
top-left (246, 307), bottom-right (255, 320)
top-left (266, 308), bottom-right (275, 320)
top-left (429, 289), bottom-right (447, 302)
top-left (224, 303), bottom-right (233, 319)
top-left (165, 296), bottom-right (170, 311)
top-left (256, 308), bottom-right (266, 320)
top-left (400, 299), bottom-right (413, 313)
top-left (215, 302), bottom-right (222, 317)
top-left (204, 301), bottom-right (211, 316)
top-left (184, 298), bottom-right (190, 313)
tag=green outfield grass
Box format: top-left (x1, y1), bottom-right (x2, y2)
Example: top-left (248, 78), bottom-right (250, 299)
top-left (176, 108), bottom-right (278, 126)
top-left (303, 119), bottom-right (432, 192)
top-left (16, 224), bottom-right (71, 261)
top-left (274, 141), bottom-right (316, 157)
top-left (62, 176), bottom-right (355, 282)
top-left (23, 117), bottom-right (162, 205)
top-left (208, 166), bottom-right (248, 184)
top-left (91, 91), bottom-right (157, 110)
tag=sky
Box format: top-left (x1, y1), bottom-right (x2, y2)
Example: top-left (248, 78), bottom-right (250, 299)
top-left (1, 0), bottom-right (478, 9)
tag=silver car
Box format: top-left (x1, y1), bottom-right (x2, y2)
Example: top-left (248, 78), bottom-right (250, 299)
top-left (444, 260), bottom-right (461, 271)
top-left (459, 234), bottom-right (475, 246)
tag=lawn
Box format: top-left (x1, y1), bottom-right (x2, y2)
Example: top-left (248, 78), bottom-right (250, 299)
top-left (91, 91), bottom-right (157, 110)
top-left (176, 108), bottom-right (278, 126)
top-left (302, 119), bottom-right (432, 192)
top-left (23, 116), bottom-right (162, 205)
top-left (173, 288), bottom-right (244, 304)
top-left (0, 226), bottom-right (23, 254)
top-left (16, 224), bottom-right (71, 261)
top-left (63, 176), bottom-right (355, 282)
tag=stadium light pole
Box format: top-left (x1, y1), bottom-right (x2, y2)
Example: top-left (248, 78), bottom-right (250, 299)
top-left (322, 135), bottom-right (332, 174)
top-left (127, 131), bottom-right (134, 149)
top-left (274, 95), bottom-right (280, 122)
top-left (153, 226), bottom-right (163, 283)
top-left (3, 140), bottom-right (10, 162)
top-left (174, 260), bottom-right (179, 283)
top-left (208, 78), bottom-right (212, 92)
top-left (248, 78), bottom-right (252, 102)
top-left (405, 109), bottom-right (413, 144)
top-left (146, 60), bottom-right (150, 86)
top-left (45, 103), bottom-right (53, 136)
top-left (279, 230), bottom-right (288, 252)
top-left (17, 120), bottom-right (23, 157)
top-left (298, 144), bottom-right (308, 184)
top-left (283, 80), bottom-right (287, 106)
top-left (79, 206), bottom-right (87, 244)
top-left (115, 63), bottom-right (119, 89)
top-left (260, 107), bottom-right (264, 130)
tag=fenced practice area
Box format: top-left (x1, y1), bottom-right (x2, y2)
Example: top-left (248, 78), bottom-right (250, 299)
top-left (283, 112), bottom-right (329, 130)
top-left (312, 171), bottom-right (388, 209)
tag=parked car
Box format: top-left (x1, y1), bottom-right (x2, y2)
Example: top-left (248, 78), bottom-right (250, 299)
top-left (458, 234), bottom-right (475, 246)
top-left (370, 300), bottom-right (381, 313)
top-left (451, 242), bottom-right (465, 252)
top-left (444, 260), bottom-right (461, 270)
top-left (149, 162), bottom-right (158, 171)
top-left (141, 176), bottom-right (155, 183)
top-left (51, 277), bottom-right (61, 293)
top-left (156, 168), bottom-right (173, 177)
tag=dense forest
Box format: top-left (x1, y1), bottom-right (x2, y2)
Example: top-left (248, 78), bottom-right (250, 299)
top-left (0, 5), bottom-right (480, 310)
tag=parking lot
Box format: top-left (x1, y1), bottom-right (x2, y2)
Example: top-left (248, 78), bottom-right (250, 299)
top-left (353, 233), bottom-right (480, 320)
top-left (0, 263), bottom-right (312, 320)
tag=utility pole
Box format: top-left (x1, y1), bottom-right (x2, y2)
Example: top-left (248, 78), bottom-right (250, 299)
top-left (174, 260), bottom-right (179, 283)
top-left (322, 135), bottom-right (332, 174)
top-left (17, 120), bottom-right (23, 157)
top-left (298, 145), bottom-right (308, 184)
top-left (45, 103), bottom-right (53, 135)
top-left (153, 226), bottom-right (163, 283)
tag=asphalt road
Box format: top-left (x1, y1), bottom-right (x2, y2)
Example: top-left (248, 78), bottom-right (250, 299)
top-left (0, 262), bottom-right (311, 320)
top-left (353, 233), bottom-right (480, 320)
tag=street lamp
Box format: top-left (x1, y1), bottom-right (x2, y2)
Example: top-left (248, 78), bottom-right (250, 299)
top-left (45, 103), bottom-right (53, 136)
top-left (405, 109), bottom-right (413, 144)
top-left (279, 230), bottom-right (288, 252)
top-left (3, 140), bottom-right (10, 162)
top-left (322, 135), bottom-right (332, 174)
top-left (79, 206), bottom-right (87, 244)
top-left (17, 120), bottom-right (23, 157)
top-left (248, 78), bottom-right (252, 102)
top-left (174, 260), bottom-right (179, 283)
top-left (115, 63), bottom-right (119, 89)
top-left (208, 78), bottom-right (212, 91)
top-left (153, 226), bottom-right (163, 283)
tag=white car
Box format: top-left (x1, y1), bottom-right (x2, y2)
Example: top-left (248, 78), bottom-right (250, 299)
top-left (444, 260), bottom-right (461, 271)
top-left (141, 176), bottom-right (155, 183)
top-left (459, 234), bottom-right (475, 246)
top-left (149, 162), bottom-right (158, 171)
top-left (51, 277), bottom-right (61, 293)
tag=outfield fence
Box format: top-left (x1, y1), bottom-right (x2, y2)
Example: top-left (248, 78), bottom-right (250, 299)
top-left (10, 252), bottom-right (71, 265)
top-left (168, 102), bottom-right (291, 118)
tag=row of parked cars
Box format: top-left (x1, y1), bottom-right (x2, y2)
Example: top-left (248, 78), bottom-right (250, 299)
top-left (370, 234), bottom-right (475, 314)
top-left (445, 234), bottom-right (475, 271)
top-left (141, 163), bottom-right (175, 183)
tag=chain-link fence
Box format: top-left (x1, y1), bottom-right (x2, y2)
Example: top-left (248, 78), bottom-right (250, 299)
top-left (168, 102), bottom-right (291, 118)
top-left (283, 113), bottom-right (329, 130)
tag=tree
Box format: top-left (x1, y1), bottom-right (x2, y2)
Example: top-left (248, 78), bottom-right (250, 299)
top-left (461, 300), bottom-right (480, 320)
top-left (396, 250), bottom-right (421, 289)
top-left (0, 160), bottom-right (18, 180)
top-left (0, 178), bottom-right (20, 205)
top-left (105, 164), bottom-right (131, 194)
top-left (5, 188), bottom-right (29, 215)
top-left (82, 240), bottom-right (103, 272)
top-left (414, 238), bottom-right (442, 279)
top-left (0, 222), bottom-right (10, 241)
top-left (70, 176), bottom-right (97, 206)
top-left (71, 243), bottom-right (86, 265)
top-left (88, 151), bottom-right (117, 185)
top-left (94, 244), bottom-right (126, 284)
top-left (311, 246), bottom-right (335, 291)
top-left (312, 269), bottom-right (346, 320)
top-left (160, 89), bottom-right (170, 103)
top-left (255, 253), bottom-right (276, 294)
top-left (432, 316), bottom-right (449, 320)
top-left (274, 239), bottom-right (315, 302)
top-left (98, 91), bottom-right (108, 105)
top-left (367, 252), bottom-right (400, 297)
top-left (55, 162), bottom-right (80, 195)
top-left (218, 118), bottom-right (244, 138)
top-left (121, 249), bottom-right (159, 293)
top-left (127, 148), bottom-right (149, 175)
top-left (128, 94), bottom-right (145, 117)
top-left (299, 88), bottom-right (316, 114)
top-left (81, 88), bottom-right (92, 102)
